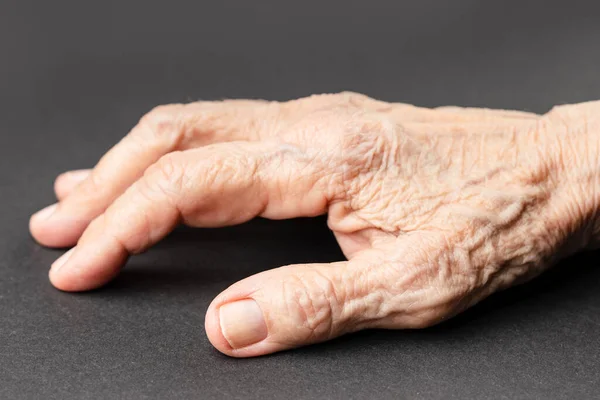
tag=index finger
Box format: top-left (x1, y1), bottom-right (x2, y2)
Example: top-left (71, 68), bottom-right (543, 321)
top-left (48, 140), bottom-right (333, 291)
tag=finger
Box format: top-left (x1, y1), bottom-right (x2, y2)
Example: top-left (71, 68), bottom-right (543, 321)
top-left (204, 232), bottom-right (448, 357)
top-left (54, 169), bottom-right (91, 200)
top-left (204, 226), bottom-right (450, 358)
top-left (48, 141), bottom-right (333, 291)
top-left (30, 100), bottom-right (280, 248)
top-left (204, 258), bottom-right (376, 357)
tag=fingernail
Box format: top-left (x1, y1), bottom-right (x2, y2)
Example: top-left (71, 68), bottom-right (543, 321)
top-left (32, 203), bottom-right (58, 222)
top-left (219, 299), bottom-right (268, 349)
top-left (51, 247), bottom-right (75, 272)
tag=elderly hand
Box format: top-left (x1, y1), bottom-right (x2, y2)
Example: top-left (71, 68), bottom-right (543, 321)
top-left (30, 92), bottom-right (600, 357)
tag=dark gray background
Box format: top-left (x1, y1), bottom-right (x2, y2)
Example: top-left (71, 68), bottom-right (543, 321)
top-left (1, 0), bottom-right (600, 398)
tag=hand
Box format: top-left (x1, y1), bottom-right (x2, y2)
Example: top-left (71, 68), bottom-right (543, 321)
top-left (29, 92), bottom-right (600, 357)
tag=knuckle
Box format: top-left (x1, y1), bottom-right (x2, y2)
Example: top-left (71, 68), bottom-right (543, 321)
top-left (334, 91), bottom-right (373, 107)
top-left (135, 103), bottom-right (187, 148)
top-left (103, 207), bottom-right (151, 255)
top-left (329, 115), bottom-right (395, 196)
top-left (339, 117), bottom-right (388, 151)
top-left (196, 148), bottom-right (251, 189)
top-left (187, 101), bottom-right (267, 143)
top-left (144, 151), bottom-right (187, 199)
top-left (284, 92), bottom-right (371, 113)
top-left (183, 102), bottom-right (225, 142)
top-left (279, 271), bottom-right (342, 341)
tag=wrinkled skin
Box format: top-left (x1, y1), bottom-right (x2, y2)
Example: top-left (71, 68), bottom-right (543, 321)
top-left (30, 92), bottom-right (600, 357)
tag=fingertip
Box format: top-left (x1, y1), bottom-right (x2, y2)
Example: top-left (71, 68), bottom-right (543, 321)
top-left (205, 289), bottom-right (273, 358)
top-left (29, 203), bottom-right (57, 238)
top-left (29, 206), bottom-right (87, 248)
top-left (48, 247), bottom-right (84, 292)
top-left (48, 236), bottom-right (129, 292)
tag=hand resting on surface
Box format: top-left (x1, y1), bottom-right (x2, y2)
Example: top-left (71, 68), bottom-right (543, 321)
top-left (30, 92), bottom-right (600, 357)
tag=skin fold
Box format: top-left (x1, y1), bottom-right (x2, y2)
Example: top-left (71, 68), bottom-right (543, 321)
top-left (29, 92), bottom-right (600, 357)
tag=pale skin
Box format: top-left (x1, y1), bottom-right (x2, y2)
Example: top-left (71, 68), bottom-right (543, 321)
top-left (29, 92), bottom-right (600, 357)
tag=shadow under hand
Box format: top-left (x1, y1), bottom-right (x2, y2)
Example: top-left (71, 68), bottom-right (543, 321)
top-left (101, 216), bottom-right (345, 295)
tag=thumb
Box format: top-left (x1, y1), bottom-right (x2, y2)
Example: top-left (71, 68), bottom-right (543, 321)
top-left (205, 258), bottom-right (381, 357)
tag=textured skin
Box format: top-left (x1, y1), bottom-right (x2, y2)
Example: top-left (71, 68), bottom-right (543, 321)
top-left (30, 92), bottom-right (600, 357)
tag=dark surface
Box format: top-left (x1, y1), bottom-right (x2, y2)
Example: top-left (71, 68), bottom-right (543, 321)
top-left (2, 0), bottom-right (600, 398)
